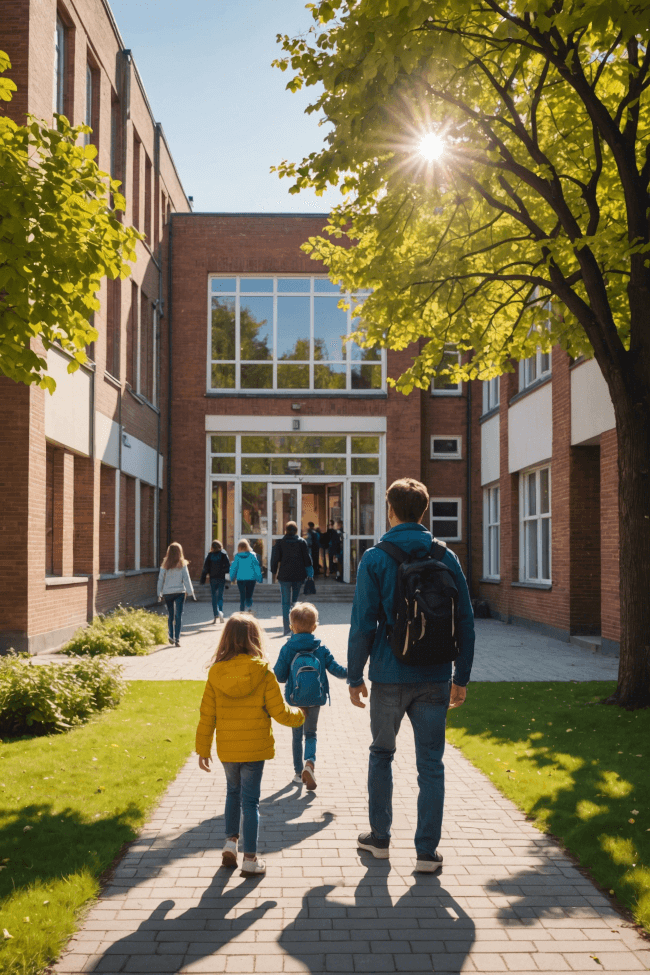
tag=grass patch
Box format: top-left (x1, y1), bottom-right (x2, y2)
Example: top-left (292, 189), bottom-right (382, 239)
top-left (60, 606), bottom-right (167, 657)
top-left (0, 680), bottom-right (202, 975)
top-left (447, 681), bottom-right (650, 932)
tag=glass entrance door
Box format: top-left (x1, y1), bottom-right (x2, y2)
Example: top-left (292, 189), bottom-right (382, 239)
top-left (270, 485), bottom-right (301, 581)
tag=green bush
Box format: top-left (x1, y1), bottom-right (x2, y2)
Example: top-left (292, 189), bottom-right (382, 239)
top-left (0, 655), bottom-right (124, 736)
top-left (60, 605), bottom-right (167, 657)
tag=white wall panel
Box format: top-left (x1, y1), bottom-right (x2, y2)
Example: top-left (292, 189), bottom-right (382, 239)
top-left (480, 414), bottom-right (500, 485)
top-left (205, 415), bottom-right (387, 433)
top-left (95, 412), bottom-right (120, 468)
top-left (508, 382), bottom-right (552, 472)
top-left (44, 349), bottom-right (91, 455)
top-left (571, 358), bottom-right (615, 445)
top-left (121, 432), bottom-right (160, 487)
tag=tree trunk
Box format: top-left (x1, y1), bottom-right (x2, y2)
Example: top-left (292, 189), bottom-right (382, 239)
top-left (609, 386), bottom-right (650, 709)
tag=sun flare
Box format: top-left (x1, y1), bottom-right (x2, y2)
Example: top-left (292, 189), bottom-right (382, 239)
top-left (418, 132), bottom-right (445, 161)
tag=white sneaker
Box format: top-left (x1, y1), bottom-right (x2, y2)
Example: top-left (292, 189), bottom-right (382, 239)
top-left (241, 857), bottom-right (266, 875)
top-left (222, 839), bottom-right (238, 868)
top-left (292, 773), bottom-right (302, 785)
top-left (301, 763), bottom-right (317, 790)
top-left (219, 611), bottom-right (224, 622)
top-left (213, 617), bottom-right (218, 625)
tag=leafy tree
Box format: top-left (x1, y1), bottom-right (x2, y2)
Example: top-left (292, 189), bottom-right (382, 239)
top-left (275, 0), bottom-right (650, 707)
top-left (0, 52), bottom-right (139, 391)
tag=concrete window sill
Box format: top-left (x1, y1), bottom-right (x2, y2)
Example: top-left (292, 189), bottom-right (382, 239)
top-left (45, 576), bottom-right (90, 587)
top-left (511, 580), bottom-right (552, 591)
top-left (479, 577), bottom-right (501, 585)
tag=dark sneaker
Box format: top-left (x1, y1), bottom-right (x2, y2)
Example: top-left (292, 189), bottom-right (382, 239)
top-left (357, 831), bottom-right (390, 859)
top-left (416, 852), bottom-right (443, 873)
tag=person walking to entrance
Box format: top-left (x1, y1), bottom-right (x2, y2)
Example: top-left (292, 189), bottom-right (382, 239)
top-left (330, 520), bottom-right (344, 582)
top-left (158, 542), bottom-right (197, 647)
top-left (271, 521), bottom-right (313, 636)
top-left (320, 521), bottom-right (333, 576)
top-left (200, 540), bottom-right (231, 624)
top-left (347, 478), bottom-right (474, 872)
top-left (230, 540), bottom-right (263, 613)
top-left (306, 522), bottom-right (321, 576)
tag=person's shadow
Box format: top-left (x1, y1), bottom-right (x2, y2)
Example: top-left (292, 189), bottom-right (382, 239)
top-left (279, 856), bottom-right (476, 974)
top-left (89, 786), bottom-right (333, 972)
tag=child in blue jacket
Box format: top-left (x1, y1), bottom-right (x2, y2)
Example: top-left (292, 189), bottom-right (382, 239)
top-left (274, 601), bottom-right (347, 790)
top-left (229, 539), bottom-right (264, 612)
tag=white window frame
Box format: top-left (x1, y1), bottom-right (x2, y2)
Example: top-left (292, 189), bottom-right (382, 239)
top-left (519, 465), bottom-right (551, 583)
top-left (430, 498), bottom-right (462, 542)
top-left (54, 16), bottom-right (65, 115)
top-left (482, 376), bottom-right (500, 413)
top-left (430, 435), bottom-right (462, 460)
top-left (431, 348), bottom-right (462, 396)
top-left (84, 63), bottom-right (93, 145)
top-left (483, 484), bottom-right (500, 579)
top-left (207, 275), bottom-right (385, 394)
top-left (519, 350), bottom-right (551, 390)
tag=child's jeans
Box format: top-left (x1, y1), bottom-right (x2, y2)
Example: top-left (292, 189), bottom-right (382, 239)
top-left (210, 580), bottom-right (225, 616)
top-left (237, 580), bottom-right (256, 611)
top-left (222, 760), bottom-right (265, 855)
top-left (292, 706), bottom-right (320, 774)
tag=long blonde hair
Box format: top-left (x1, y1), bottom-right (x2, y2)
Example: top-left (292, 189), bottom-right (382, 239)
top-left (211, 613), bottom-right (267, 665)
top-left (162, 542), bottom-right (187, 570)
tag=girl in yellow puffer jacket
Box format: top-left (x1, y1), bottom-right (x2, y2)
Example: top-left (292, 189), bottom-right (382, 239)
top-left (196, 612), bottom-right (305, 875)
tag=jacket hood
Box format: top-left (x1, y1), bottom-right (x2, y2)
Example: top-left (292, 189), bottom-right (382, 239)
top-left (285, 632), bottom-right (321, 651)
top-left (212, 655), bottom-right (269, 698)
top-left (283, 534), bottom-right (303, 542)
top-left (380, 522), bottom-right (434, 559)
top-left (237, 551), bottom-right (256, 560)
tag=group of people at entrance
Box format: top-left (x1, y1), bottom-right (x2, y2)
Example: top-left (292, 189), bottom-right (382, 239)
top-left (194, 477), bottom-right (475, 876)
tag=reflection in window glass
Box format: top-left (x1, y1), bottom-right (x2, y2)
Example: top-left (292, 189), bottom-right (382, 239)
top-left (313, 278), bottom-right (341, 292)
top-left (351, 457), bottom-right (379, 475)
top-left (240, 279), bottom-right (273, 292)
top-left (240, 297), bottom-right (272, 360)
top-left (240, 435), bottom-right (346, 454)
top-left (540, 468), bottom-right (550, 513)
top-left (211, 436), bottom-right (236, 453)
top-left (351, 364), bottom-right (382, 389)
top-left (211, 457), bottom-right (236, 474)
top-left (277, 278), bottom-right (310, 292)
top-left (211, 364), bottom-right (235, 388)
top-left (241, 482), bottom-right (267, 533)
top-left (212, 481), bottom-right (235, 555)
top-left (314, 363), bottom-right (346, 389)
top-left (314, 296), bottom-right (348, 360)
top-left (212, 279), bottom-right (236, 293)
top-left (431, 349), bottom-right (462, 394)
top-left (430, 500), bottom-right (461, 540)
top-left (277, 363), bottom-right (310, 389)
top-left (350, 538), bottom-right (373, 578)
top-left (211, 298), bottom-right (236, 360)
top-left (350, 342), bottom-right (381, 361)
top-left (269, 457), bottom-right (346, 476)
top-left (241, 364), bottom-right (272, 389)
top-left (351, 482), bottom-right (375, 535)
top-left (241, 457), bottom-right (271, 475)
top-left (352, 436), bottom-right (380, 454)
top-left (277, 296), bottom-right (310, 360)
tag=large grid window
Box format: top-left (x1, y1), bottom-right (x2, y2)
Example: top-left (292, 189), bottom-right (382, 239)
top-left (208, 276), bottom-right (383, 392)
top-left (520, 466), bottom-right (551, 582)
top-left (210, 434), bottom-right (380, 478)
top-left (483, 485), bottom-right (500, 579)
top-left (430, 499), bottom-right (461, 542)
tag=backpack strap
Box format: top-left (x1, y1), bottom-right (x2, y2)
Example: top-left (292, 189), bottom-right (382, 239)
top-left (376, 540), bottom-right (410, 564)
top-left (431, 537), bottom-right (447, 561)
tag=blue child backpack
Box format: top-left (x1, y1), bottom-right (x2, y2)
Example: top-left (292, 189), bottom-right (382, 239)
top-left (289, 650), bottom-right (325, 707)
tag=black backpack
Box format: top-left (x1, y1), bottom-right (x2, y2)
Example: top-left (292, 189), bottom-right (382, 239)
top-left (377, 539), bottom-right (460, 667)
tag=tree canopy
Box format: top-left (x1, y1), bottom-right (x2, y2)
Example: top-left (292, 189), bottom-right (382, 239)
top-left (274, 0), bottom-right (650, 395)
top-left (0, 52), bottom-right (140, 391)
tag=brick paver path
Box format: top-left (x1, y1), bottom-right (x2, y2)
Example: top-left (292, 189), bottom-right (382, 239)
top-left (52, 605), bottom-right (647, 974)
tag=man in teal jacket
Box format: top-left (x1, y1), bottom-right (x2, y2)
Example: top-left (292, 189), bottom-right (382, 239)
top-left (347, 477), bottom-right (475, 872)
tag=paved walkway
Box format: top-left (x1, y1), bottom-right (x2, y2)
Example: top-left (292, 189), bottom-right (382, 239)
top-left (51, 606), bottom-right (648, 975)
top-left (40, 603), bottom-right (620, 683)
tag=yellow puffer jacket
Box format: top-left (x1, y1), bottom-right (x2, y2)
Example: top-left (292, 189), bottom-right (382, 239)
top-left (195, 654), bottom-right (304, 763)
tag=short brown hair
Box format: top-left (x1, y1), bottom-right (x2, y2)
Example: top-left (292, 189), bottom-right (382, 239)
top-left (386, 478), bottom-right (429, 524)
top-left (290, 602), bottom-right (318, 632)
top-left (285, 521), bottom-right (298, 535)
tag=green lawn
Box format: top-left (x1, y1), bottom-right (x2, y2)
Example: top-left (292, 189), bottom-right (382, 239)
top-left (0, 680), bottom-right (203, 975)
top-left (447, 681), bottom-right (650, 931)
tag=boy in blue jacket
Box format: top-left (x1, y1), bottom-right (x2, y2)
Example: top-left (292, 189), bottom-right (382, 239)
top-left (274, 602), bottom-right (347, 790)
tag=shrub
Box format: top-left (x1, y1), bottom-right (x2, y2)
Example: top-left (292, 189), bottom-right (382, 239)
top-left (61, 605), bottom-right (167, 657)
top-left (0, 655), bottom-right (124, 736)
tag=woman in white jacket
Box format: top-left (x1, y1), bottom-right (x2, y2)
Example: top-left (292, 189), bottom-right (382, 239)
top-left (157, 542), bottom-right (196, 646)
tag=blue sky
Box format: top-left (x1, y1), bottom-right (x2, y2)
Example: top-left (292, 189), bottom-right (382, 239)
top-left (109, 0), bottom-right (340, 213)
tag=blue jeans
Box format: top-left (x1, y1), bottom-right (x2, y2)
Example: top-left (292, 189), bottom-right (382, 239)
top-left (164, 593), bottom-right (185, 642)
top-left (222, 760), bottom-right (265, 855)
top-left (280, 581), bottom-right (302, 631)
top-left (368, 681), bottom-right (450, 858)
top-left (237, 580), bottom-right (256, 611)
top-left (210, 580), bottom-right (225, 616)
top-left (292, 705), bottom-right (320, 774)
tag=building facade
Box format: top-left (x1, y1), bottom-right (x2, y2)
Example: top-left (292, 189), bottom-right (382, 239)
top-left (0, 0), bottom-right (190, 652)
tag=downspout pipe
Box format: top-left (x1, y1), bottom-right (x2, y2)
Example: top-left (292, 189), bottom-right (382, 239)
top-left (154, 122), bottom-right (162, 565)
top-left (166, 217), bottom-right (174, 547)
top-left (466, 378), bottom-right (473, 597)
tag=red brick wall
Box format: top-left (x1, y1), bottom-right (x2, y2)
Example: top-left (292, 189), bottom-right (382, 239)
top-left (99, 464), bottom-right (116, 575)
top-left (601, 429), bottom-right (620, 644)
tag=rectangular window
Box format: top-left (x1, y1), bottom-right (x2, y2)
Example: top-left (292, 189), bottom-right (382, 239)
top-left (210, 434), bottom-right (381, 479)
top-left (132, 132), bottom-right (141, 231)
top-left (144, 152), bottom-right (152, 244)
top-left (126, 282), bottom-right (138, 387)
top-left (208, 276), bottom-right (385, 393)
top-left (140, 298), bottom-right (154, 401)
top-left (430, 499), bottom-right (461, 541)
top-left (482, 376), bottom-right (499, 413)
top-left (520, 466), bottom-right (551, 582)
top-left (520, 350), bottom-right (552, 390)
top-left (430, 435), bottom-right (462, 460)
top-left (45, 443), bottom-right (55, 575)
top-left (106, 276), bottom-right (121, 378)
top-left (431, 348), bottom-right (462, 396)
top-left (483, 485), bottom-right (500, 579)
top-left (54, 16), bottom-right (66, 115)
